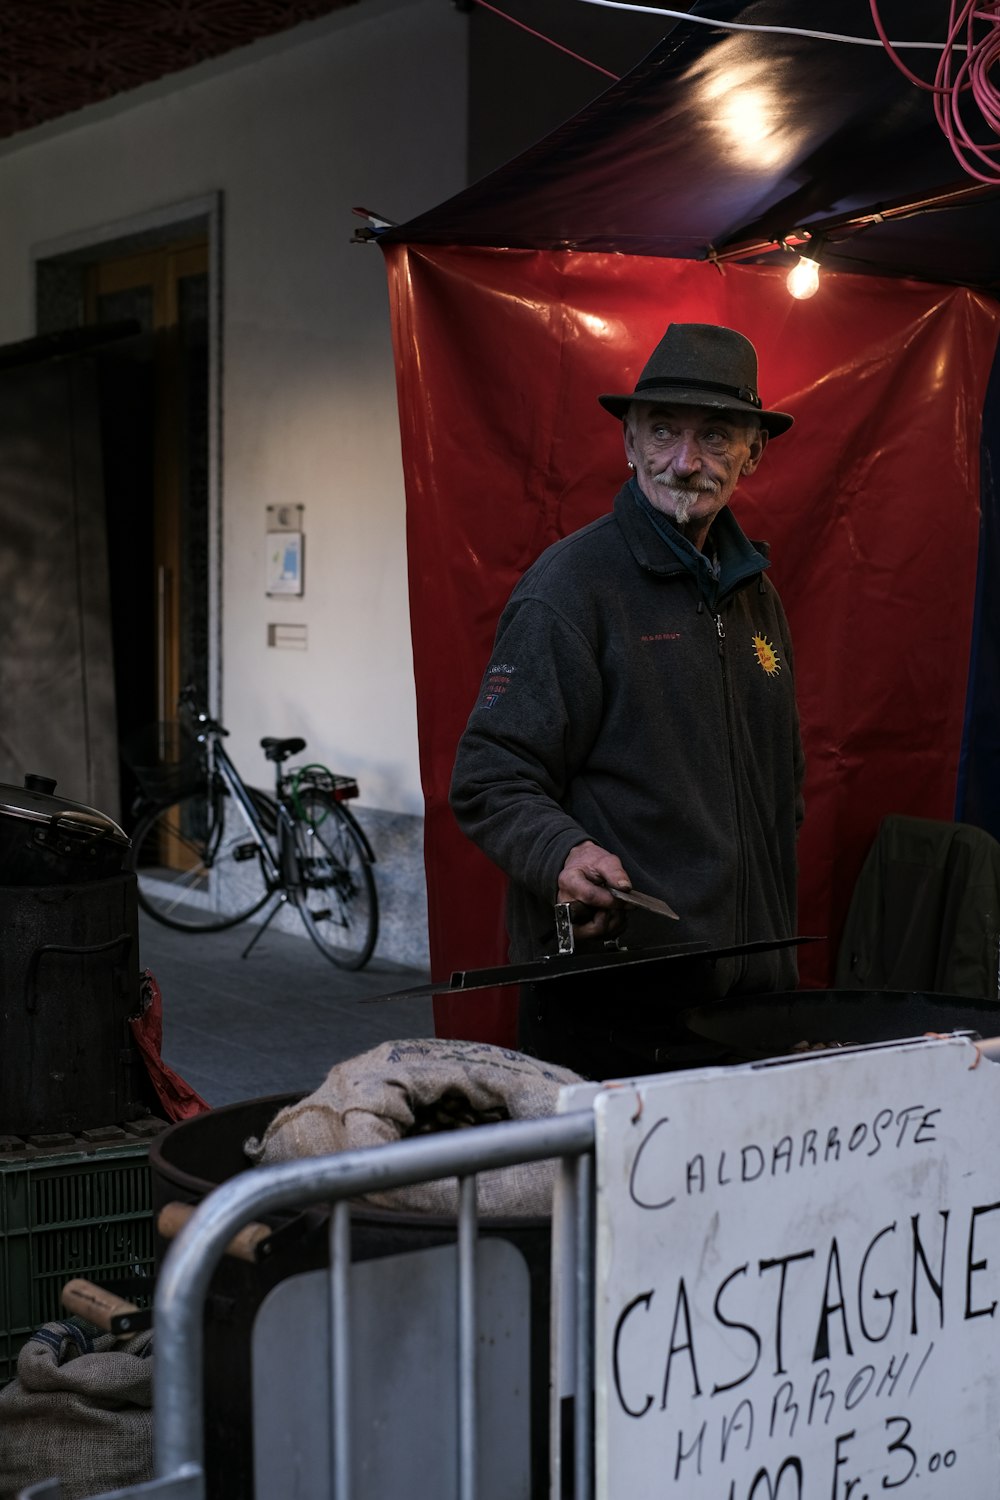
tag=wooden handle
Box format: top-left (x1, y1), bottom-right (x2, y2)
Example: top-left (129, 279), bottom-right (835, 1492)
top-left (62, 1278), bottom-right (139, 1333)
top-left (157, 1201), bottom-right (274, 1263)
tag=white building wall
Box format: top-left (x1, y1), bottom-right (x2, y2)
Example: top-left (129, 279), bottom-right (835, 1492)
top-left (0, 0), bottom-right (469, 966)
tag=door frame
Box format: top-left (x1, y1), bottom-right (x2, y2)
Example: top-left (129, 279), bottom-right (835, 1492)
top-left (32, 193), bottom-right (224, 717)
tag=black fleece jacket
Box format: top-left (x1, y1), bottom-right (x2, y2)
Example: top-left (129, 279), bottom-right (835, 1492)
top-left (450, 483), bottom-right (805, 995)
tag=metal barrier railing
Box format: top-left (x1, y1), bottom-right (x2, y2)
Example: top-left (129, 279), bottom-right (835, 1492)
top-left (24, 1109), bottom-right (597, 1500)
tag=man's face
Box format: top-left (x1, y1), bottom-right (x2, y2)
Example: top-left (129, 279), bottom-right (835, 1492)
top-left (624, 402), bottom-right (766, 546)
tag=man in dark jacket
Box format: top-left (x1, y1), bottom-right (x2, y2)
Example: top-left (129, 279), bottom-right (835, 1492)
top-left (450, 323), bottom-right (805, 1077)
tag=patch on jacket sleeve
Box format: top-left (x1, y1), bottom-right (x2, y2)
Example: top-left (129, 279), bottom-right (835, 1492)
top-left (481, 663), bottom-right (516, 708)
top-left (751, 633), bottom-right (782, 676)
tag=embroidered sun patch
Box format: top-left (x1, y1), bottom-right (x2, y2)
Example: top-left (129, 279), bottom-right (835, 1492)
top-left (752, 633), bottom-right (781, 675)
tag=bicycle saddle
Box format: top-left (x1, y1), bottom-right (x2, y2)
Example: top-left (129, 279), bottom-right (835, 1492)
top-left (260, 736), bottom-right (306, 763)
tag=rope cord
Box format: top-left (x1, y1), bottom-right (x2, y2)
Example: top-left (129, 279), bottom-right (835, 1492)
top-left (576, 0), bottom-right (973, 50)
top-left (471, 0), bottom-right (619, 79)
top-left (289, 764), bottom-right (335, 826)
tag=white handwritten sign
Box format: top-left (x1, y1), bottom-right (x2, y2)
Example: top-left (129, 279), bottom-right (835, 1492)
top-left (589, 1037), bottom-right (1000, 1499)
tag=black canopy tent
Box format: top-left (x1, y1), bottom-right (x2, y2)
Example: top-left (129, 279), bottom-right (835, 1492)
top-left (384, 0), bottom-right (1000, 288)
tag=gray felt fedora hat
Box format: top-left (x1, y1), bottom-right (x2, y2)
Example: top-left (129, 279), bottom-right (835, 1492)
top-left (599, 322), bottom-right (794, 437)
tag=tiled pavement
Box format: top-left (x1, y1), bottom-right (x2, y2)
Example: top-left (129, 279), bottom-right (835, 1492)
top-left (138, 909), bottom-right (434, 1109)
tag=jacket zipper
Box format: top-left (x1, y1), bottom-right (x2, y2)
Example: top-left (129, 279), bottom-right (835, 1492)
top-left (715, 612), bottom-right (749, 963)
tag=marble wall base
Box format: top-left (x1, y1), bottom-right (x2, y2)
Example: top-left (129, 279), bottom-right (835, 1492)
top-left (259, 805), bottom-right (430, 973)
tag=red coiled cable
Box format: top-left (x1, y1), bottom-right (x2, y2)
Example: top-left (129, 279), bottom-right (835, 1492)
top-left (871, 0), bottom-right (1000, 183)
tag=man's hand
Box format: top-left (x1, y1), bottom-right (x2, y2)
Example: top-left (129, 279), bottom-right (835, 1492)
top-left (556, 840), bottom-right (631, 941)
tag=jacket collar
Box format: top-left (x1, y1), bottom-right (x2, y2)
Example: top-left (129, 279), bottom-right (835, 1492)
top-left (613, 479), bottom-right (770, 600)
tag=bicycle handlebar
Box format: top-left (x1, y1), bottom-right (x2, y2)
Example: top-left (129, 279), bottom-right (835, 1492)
top-left (178, 683), bottom-right (228, 737)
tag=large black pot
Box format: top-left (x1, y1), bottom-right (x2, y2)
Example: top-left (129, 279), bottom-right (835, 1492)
top-left (0, 873), bottom-right (150, 1134)
top-left (682, 989), bottom-right (1000, 1061)
top-left (0, 777), bottom-right (145, 1135)
top-left (150, 1094), bottom-right (552, 1500)
top-left (0, 775), bottom-right (130, 885)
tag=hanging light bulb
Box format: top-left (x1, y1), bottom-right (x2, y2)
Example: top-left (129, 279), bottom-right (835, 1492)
top-left (786, 254), bottom-right (821, 299)
top-left (785, 232), bottom-right (825, 300)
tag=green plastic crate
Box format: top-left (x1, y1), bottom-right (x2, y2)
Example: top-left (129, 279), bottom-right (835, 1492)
top-left (0, 1139), bottom-right (155, 1383)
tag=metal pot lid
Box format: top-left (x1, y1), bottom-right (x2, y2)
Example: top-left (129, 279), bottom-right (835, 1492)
top-left (368, 934), bottom-right (821, 1003)
top-left (0, 775), bottom-right (129, 845)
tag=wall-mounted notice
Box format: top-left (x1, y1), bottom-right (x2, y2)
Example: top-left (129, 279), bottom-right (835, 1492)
top-left (266, 530), bottom-right (304, 596)
top-left (592, 1038), bottom-right (1000, 1499)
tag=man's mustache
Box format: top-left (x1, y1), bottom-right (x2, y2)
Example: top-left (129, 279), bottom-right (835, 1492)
top-left (652, 473), bottom-right (718, 494)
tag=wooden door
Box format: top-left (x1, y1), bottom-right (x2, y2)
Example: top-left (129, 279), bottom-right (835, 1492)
top-left (86, 240), bottom-right (209, 731)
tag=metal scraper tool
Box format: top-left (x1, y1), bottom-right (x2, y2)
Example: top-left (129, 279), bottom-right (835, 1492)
top-left (611, 886), bottom-right (680, 920)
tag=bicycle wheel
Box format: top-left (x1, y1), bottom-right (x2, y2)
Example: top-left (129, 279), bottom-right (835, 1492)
top-left (130, 784), bottom-right (274, 932)
top-left (288, 790), bottom-right (378, 968)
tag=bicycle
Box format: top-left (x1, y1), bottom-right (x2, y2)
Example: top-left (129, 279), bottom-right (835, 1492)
top-left (125, 687), bottom-right (379, 969)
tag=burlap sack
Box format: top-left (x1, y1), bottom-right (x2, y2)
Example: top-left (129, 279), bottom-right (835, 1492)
top-left (244, 1038), bottom-right (583, 1216)
top-left (0, 1320), bottom-right (153, 1500)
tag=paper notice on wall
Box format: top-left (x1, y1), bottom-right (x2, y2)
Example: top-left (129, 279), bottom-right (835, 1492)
top-left (266, 530), bottom-right (303, 595)
top-left (590, 1037), bottom-right (1000, 1500)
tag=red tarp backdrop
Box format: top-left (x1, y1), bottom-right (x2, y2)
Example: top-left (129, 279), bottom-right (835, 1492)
top-left (384, 245), bottom-right (1000, 1045)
